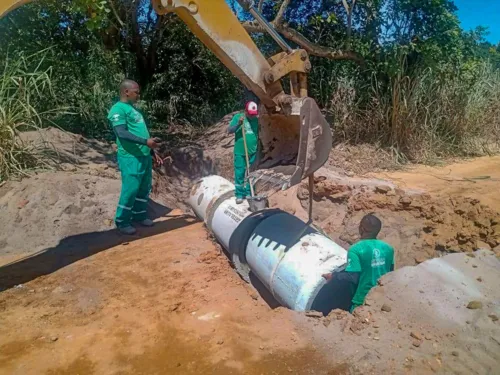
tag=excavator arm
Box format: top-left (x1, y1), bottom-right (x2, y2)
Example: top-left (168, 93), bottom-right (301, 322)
top-left (0, 0), bottom-right (332, 195)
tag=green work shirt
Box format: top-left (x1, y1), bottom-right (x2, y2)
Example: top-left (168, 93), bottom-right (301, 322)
top-left (230, 113), bottom-right (259, 156)
top-left (346, 239), bottom-right (395, 308)
top-left (107, 101), bottom-right (151, 157)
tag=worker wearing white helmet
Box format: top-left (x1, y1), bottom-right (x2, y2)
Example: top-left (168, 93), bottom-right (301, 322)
top-left (227, 101), bottom-right (259, 204)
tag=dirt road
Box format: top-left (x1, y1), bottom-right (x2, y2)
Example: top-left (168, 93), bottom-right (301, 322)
top-left (1, 212), bottom-right (342, 374)
top-left (374, 156), bottom-right (500, 209)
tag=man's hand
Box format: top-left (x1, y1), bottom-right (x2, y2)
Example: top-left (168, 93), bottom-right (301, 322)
top-left (322, 273), bottom-right (333, 282)
top-left (153, 151), bottom-right (163, 168)
top-left (147, 137), bottom-right (161, 149)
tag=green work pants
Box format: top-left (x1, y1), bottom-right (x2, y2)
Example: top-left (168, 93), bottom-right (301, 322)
top-left (115, 154), bottom-right (152, 228)
top-left (234, 153), bottom-right (256, 199)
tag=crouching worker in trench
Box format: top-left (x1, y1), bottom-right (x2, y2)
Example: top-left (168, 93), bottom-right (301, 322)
top-left (108, 79), bottom-right (164, 235)
top-left (322, 214), bottom-right (395, 313)
top-left (227, 101), bottom-right (259, 204)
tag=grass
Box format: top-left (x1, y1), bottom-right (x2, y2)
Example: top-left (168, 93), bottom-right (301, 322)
top-left (0, 51), bottom-right (66, 181)
top-left (328, 61), bottom-right (500, 163)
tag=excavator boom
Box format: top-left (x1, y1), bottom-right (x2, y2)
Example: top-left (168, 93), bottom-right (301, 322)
top-left (0, 0), bottom-right (332, 195)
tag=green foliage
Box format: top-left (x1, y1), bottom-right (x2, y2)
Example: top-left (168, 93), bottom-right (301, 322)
top-left (0, 51), bottom-right (66, 180)
top-left (0, 0), bottom-right (499, 174)
top-left (328, 60), bottom-right (500, 162)
top-left (143, 17), bottom-right (244, 129)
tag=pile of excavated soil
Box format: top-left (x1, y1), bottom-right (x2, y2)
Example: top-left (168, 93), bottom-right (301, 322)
top-left (0, 173), bottom-right (120, 259)
top-left (0, 128), bottom-right (174, 260)
top-left (153, 113), bottom-right (236, 210)
top-left (269, 173), bottom-right (500, 268)
top-left (306, 249), bottom-right (500, 374)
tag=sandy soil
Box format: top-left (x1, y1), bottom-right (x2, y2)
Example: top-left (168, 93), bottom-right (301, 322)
top-left (373, 156), bottom-right (500, 209)
top-left (1, 127), bottom-right (500, 374)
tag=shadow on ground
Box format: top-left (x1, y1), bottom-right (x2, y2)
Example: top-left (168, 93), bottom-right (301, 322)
top-left (0, 200), bottom-right (198, 290)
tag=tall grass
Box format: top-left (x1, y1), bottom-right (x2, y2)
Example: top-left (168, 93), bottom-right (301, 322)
top-left (329, 62), bottom-right (500, 163)
top-left (0, 51), bottom-right (63, 180)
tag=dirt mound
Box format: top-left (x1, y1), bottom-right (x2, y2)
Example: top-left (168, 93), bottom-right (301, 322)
top-left (152, 113), bottom-right (236, 209)
top-left (1, 127), bottom-right (173, 261)
top-left (0, 173), bottom-right (120, 259)
top-left (20, 127), bottom-right (118, 178)
top-left (306, 250), bottom-right (500, 374)
top-left (270, 175), bottom-right (500, 267)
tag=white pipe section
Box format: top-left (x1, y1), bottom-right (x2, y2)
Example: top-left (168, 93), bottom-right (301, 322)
top-left (188, 176), bottom-right (348, 311)
top-left (209, 197), bottom-right (252, 250)
top-left (188, 175), bottom-right (235, 221)
top-left (245, 213), bottom-right (347, 311)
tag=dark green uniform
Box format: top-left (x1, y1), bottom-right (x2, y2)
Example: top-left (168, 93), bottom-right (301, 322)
top-left (345, 239), bottom-right (395, 311)
top-left (108, 101), bottom-right (152, 228)
top-left (229, 113), bottom-right (259, 199)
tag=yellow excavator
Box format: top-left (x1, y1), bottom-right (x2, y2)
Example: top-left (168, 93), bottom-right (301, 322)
top-left (1, 0), bottom-right (332, 198)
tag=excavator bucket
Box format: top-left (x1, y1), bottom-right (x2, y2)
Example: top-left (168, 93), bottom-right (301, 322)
top-left (249, 97), bottom-right (332, 196)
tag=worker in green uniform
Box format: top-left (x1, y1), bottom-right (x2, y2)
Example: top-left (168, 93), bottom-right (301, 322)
top-left (227, 101), bottom-right (259, 204)
top-left (322, 214), bottom-right (395, 312)
top-left (107, 79), bottom-right (163, 235)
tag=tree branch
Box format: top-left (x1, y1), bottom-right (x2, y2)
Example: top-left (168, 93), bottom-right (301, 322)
top-left (273, 0), bottom-right (290, 26)
top-left (242, 21), bottom-right (364, 64)
top-left (109, 0), bottom-right (124, 28)
top-left (341, 0), bottom-right (357, 49)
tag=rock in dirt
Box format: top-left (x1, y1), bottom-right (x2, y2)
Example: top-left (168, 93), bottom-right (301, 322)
top-left (466, 301), bottom-right (483, 309)
top-left (452, 351), bottom-right (459, 357)
top-left (50, 336), bottom-right (58, 342)
top-left (168, 302), bottom-right (182, 312)
top-left (381, 304), bottom-right (392, 312)
top-left (399, 196), bottom-right (412, 205)
top-left (306, 311), bottom-right (324, 318)
top-left (216, 339), bottom-right (224, 345)
top-left (60, 163), bottom-right (78, 172)
top-left (476, 240), bottom-right (491, 250)
top-left (410, 332), bottom-right (423, 341)
top-left (375, 185), bottom-right (392, 194)
top-left (248, 290), bottom-right (259, 301)
top-left (489, 314), bottom-right (499, 322)
top-left (414, 256), bottom-right (427, 264)
top-left (17, 199), bottom-right (29, 209)
top-left (412, 340), bottom-right (421, 347)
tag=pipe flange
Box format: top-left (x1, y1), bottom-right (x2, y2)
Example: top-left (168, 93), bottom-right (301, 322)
top-left (205, 190), bottom-right (235, 230)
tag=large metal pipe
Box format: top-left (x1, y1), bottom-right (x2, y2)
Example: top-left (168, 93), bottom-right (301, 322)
top-left (188, 176), bottom-right (348, 311)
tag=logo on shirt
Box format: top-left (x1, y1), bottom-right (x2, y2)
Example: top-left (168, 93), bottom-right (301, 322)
top-left (243, 120), bottom-right (254, 135)
top-left (132, 111), bottom-right (143, 123)
top-left (371, 248), bottom-right (386, 268)
top-left (112, 114), bottom-right (120, 122)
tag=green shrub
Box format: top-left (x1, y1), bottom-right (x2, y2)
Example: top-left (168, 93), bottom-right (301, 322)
top-left (0, 51), bottom-right (66, 180)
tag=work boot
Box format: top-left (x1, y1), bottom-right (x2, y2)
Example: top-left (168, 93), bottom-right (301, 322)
top-left (140, 218), bottom-right (154, 227)
top-left (118, 225), bottom-right (136, 235)
top-left (235, 198), bottom-right (244, 204)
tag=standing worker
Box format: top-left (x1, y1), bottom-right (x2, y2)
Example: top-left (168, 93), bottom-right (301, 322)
top-left (227, 101), bottom-right (259, 204)
top-left (108, 79), bottom-right (163, 235)
top-left (322, 213), bottom-right (395, 312)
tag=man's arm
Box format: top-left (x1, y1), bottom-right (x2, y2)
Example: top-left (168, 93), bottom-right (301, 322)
top-left (113, 125), bottom-right (147, 145)
top-left (323, 245), bottom-right (362, 284)
top-left (227, 114), bottom-right (243, 134)
top-left (326, 270), bottom-right (360, 285)
top-left (113, 125), bottom-right (161, 150)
